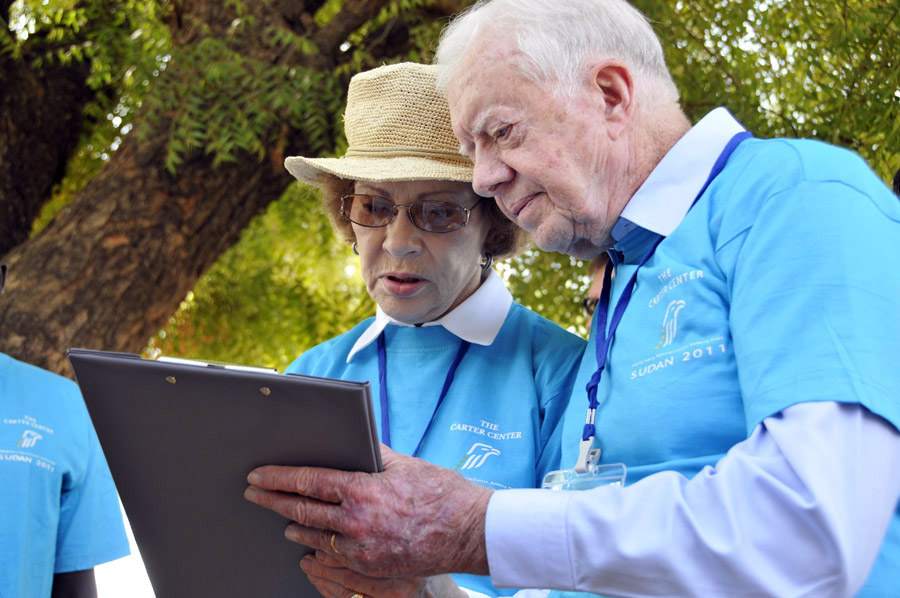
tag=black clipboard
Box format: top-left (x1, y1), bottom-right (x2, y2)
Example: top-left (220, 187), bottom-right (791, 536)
top-left (67, 348), bottom-right (382, 598)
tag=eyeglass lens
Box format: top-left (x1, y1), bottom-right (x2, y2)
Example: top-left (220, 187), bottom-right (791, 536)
top-left (342, 195), bottom-right (474, 233)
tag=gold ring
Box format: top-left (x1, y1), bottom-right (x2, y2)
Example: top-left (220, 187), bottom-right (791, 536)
top-left (330, 533), bottom-right (340, 554)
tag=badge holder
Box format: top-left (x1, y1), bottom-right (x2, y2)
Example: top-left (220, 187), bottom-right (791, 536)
top-left (542, 408), bottom-right (626, 491)
top-left (542, 447), bottom-right (626, 491)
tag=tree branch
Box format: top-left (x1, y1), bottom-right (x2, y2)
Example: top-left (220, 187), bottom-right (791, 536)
top-left (310, 0), bottom-right (392, 64)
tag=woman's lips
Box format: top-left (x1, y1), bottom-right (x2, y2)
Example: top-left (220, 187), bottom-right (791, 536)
top-left (381, 274), bottom-right (426, 296)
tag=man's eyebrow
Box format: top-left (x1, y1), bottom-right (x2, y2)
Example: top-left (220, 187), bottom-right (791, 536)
top-left (456, 107), bottom-right (498, 158)
top-left (469, 109), bottom-right (492, 139)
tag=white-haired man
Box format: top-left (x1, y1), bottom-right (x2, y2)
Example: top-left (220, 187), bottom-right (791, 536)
top-left (245, 1), bottom-right (900, 596)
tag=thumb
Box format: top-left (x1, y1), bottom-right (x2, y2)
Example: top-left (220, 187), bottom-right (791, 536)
top-left (379, 443), bottom-right (404, 469)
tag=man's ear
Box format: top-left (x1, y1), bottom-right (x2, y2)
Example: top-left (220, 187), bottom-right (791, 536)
top-left (588, 61), bottom-right (634, 139)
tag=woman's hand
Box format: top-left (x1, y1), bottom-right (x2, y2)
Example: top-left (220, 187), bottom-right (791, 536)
top-left (301, 550), bottom-right (469, 598)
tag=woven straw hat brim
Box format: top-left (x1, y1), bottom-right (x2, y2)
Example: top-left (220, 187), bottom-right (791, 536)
top-left (285, 154), bottom-right (474, 187)
top-left (285, 62), bottom-right (474, 189)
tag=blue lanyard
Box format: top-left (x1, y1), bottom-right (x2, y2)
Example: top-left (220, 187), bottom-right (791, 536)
top-left (582, 131), bottom-right (752, 446)
top-left (376, 331), bottom-right (471, 457)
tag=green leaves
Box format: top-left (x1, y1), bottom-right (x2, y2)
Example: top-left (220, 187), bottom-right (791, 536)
top-left (151, 0), bottom-right (900, 366)
top-left (148, 184), bottom-right (370, 371)
top-left (138, 37), bottom-right (341, 174)
top-left (645, 0), bottom-right (900, 180)
top-left (18, 0), bottom-right (897, 366)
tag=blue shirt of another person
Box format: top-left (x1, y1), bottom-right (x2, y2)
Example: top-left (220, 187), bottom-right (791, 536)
top-left (1, 353), bottom-right (130, 598)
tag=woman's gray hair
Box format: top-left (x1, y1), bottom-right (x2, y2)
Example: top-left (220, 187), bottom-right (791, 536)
top-left (435, 0), bottom-right (678, 103)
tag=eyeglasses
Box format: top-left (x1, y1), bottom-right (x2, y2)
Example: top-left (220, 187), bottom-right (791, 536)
top-left (340, 194), bottom-right (482, 233)
top-left (581, 296), bottom-right (599, 318)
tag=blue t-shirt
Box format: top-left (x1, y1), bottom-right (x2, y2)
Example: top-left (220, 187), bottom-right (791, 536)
top-left (288, 303), bottom-right (586, 596)
top-left (0, 353), bottom-right (130, 598)
top-left (557, 138), bottom-right (900, 597)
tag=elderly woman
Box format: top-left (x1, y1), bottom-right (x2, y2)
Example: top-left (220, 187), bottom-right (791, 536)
top-left (281, 62), bottom-right (584, 598)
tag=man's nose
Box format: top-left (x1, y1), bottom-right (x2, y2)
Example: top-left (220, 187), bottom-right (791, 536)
top-left (382, 208), bottom-right (423, 257)
top-left (472, 148), bottom-right (513, 198)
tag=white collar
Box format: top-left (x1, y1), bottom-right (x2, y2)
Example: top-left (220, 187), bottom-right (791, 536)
top-left (620, 107), bottom-right (746, 236)
top-left (345, 269), bottom-right (513, 362)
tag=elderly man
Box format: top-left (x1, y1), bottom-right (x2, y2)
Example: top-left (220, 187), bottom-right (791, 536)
top-left (245, 1), bottom-right (900, 596)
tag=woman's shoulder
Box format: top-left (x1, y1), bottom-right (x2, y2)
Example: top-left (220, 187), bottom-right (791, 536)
top-left (500, 304), bottom-right (586, 398)
top-left (286, 318), bottom-right (375, 375)
top-left (504, 303), bottom-right (586, 350)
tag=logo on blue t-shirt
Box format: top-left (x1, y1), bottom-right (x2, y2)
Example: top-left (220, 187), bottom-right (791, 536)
top-left (456, 442), bottom-right (501, 470)
top-left (17, 430), bottom-right (43, 448)
top-left (655, 299), bottom-right (686, 349)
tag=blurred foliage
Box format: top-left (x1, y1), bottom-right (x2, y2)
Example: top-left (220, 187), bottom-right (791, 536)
top-left (15, 0), bottom-right (900, 368)
top-left (146, 185), bottom-right (372, 369)
top-left (641, 0), bottom-right (900, 179)
top-left (149, 0), bottom-right (900, 367)
top-left (6, 0), bottom-right (172, 234)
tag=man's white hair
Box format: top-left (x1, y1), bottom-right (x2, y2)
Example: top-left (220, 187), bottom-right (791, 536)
top-left (435, 0), bottom-right (679, 104)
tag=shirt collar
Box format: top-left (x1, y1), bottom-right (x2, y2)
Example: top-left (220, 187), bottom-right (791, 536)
top-left (345, 269), bottom-right (513, 362)
top-left (618, 107), bottom-right (746, 238)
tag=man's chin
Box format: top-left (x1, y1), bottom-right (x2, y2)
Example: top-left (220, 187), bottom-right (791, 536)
top-left (565, 239), bottom-right (608, 260)
top-left (533, 228), bottom-right (605, 259)
top-left (530, 222), bottom-right (572, 255)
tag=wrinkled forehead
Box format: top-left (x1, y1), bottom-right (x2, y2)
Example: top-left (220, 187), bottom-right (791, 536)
top-left (447, 46), bottom-right (524, 137)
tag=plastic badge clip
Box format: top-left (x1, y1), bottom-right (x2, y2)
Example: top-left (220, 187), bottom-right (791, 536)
top-left (575, 437), bottom-right (602, 474)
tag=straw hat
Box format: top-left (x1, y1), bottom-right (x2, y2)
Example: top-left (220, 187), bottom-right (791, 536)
top-left (284, 62), bottom-right (473, 187)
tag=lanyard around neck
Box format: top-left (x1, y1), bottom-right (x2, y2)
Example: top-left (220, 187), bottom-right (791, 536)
top-left (578, 130), bottom-right (752, 469)
top-left (376, 330), bottom-right (471, 458)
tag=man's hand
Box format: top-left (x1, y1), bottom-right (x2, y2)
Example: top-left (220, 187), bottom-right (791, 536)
top-left (301, 551), bottom-right (469, 598)
top-left (244, 445), bottom-right (492, 578)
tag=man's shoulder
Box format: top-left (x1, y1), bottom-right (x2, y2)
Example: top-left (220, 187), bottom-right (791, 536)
top-left (728, 137), bottom-right (879, 190)
top-left (705, 136), bottom-right (896, 226)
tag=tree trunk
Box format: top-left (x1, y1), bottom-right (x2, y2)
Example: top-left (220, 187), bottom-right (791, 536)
top-left (0, 0), bottom-right (467, 376)
top-left (0, 124), bottom-right (297, 375)
top-left (0, 36), bottom-right (95, 258)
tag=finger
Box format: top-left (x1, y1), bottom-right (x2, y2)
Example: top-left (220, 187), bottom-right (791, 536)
top-left (285, 523), bottom-right (348, 556)
top-left (284, 524), bottom-right (346, 558)
top-left (247, 465), bottom-right (356, 503)
top-left (243, 487), bottom-right (344, 532)
top-left (314, 549), bottom-right (344, 568)
top-left (302, 558), bottom-right (386, 598)
top-left (301, 558), bottom-right (368, 596)
top-left (378, 444), bottom-right (403, 469)
top-left (304, 570), bottom-right (358, 598)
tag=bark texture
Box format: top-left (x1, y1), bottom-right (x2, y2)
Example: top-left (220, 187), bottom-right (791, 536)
top-left (1, 0), bottom-right (403, 375)
top-left (0, 21), bottom-right (96, 257)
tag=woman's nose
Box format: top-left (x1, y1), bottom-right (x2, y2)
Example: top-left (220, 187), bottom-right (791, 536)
top-left (382, 208), bottom-right (423, 257)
